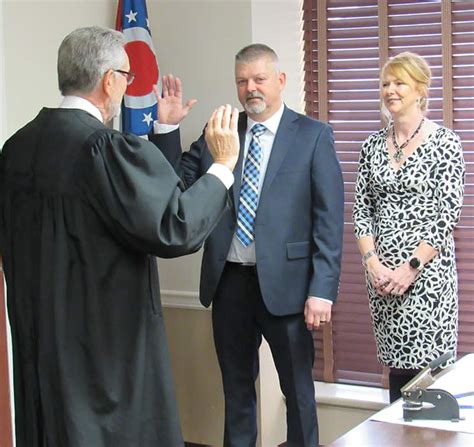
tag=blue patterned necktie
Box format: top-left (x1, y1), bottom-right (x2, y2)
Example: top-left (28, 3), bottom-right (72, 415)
top-left (236, 123), bottom-right (266, 247)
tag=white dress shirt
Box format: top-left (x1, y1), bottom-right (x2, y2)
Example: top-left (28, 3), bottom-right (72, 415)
top-left (226, 103), bottom-right (284, 264)
top-left (59, 96), bottom-right (103, 123)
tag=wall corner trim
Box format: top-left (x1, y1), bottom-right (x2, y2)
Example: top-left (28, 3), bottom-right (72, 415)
top-left (161, 289), bottom-right (207, 311)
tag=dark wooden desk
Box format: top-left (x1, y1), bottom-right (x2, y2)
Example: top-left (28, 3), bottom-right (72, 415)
top-left (326, 419), bottom-right (474, 446)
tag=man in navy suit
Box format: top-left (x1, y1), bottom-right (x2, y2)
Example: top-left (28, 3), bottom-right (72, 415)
top-left (150, 44), bottom-right (344, 447)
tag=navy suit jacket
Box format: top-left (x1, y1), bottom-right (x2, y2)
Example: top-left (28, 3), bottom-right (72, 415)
top-left (151, 106), bottom-right (344, 316)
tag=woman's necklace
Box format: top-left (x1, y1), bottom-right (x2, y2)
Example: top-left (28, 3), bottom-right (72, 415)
top-left (392, 117), bottom-right (425, 163)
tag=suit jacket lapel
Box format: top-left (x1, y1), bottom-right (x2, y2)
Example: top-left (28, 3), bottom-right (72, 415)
top-left (232, 113), bottom-right (248, 213)
top-left (260, 107), bottom-right (299, 199)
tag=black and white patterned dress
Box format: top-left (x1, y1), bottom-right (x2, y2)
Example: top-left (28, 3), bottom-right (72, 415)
top-left (353, 126), bottom-right (465, 369)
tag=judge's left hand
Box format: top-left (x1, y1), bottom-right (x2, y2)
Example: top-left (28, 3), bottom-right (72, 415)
top-left (205, 104), bottom-right (240, 171)
top-left (154, 74), bottom-right (197, 125)
top-left (304, 297), bottom-right (332, 330)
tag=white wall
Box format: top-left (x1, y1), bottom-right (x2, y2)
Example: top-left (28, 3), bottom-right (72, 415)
top-left (1, 0), bottom-right (6, 145)
top-left (3, 0), bottom-right (117, 139)
top-left (251, 0), bottom-right (304, 113)
top-left (156, 0), bottom-right (304, 293)
top-left (151, 0), bottom-right (253, 291)
top-left (0, 1), bottom-right (16, 441)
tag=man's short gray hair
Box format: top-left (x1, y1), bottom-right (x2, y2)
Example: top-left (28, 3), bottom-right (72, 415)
top-left (235, 43), bottom-right (279, 71)
top-left (58, 26), bottom-right (126, 96)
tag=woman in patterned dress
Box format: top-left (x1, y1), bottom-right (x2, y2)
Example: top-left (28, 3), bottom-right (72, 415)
top-left (352, 52), bottom-right (465, 402)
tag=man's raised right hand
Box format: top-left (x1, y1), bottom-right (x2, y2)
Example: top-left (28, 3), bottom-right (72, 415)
top-left (154, 74), bottom-right (197, 125)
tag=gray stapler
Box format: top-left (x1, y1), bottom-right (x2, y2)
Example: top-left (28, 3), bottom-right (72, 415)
top-left (401, 351), bottom-right (461, 422)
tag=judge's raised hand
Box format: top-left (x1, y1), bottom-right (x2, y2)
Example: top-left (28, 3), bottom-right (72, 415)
top-left (205, 104), bottom-right (240, 171)
top-left (154, 74), bottom-right (197, 125)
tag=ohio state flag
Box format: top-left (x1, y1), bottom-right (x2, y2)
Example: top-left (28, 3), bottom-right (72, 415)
top-left (116, 0), bottom-right (160, 135)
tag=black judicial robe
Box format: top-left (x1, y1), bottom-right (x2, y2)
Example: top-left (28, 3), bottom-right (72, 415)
top-left (0, 108), bottom-right (228, 447)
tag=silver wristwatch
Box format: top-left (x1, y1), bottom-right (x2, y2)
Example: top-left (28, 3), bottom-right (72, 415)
top-left (362, 250), bottom-right (377, 265)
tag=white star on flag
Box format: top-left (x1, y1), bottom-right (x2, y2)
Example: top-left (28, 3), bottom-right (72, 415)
top-left (142, 113), bottom-right (154, 126)
top-left (125, 10), bottom-right (138, 23)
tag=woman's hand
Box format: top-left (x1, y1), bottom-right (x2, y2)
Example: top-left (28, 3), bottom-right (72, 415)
top-left (381, 262), bottom-right (418, 296)
top-left (365, 257), bottom-right (394, 296)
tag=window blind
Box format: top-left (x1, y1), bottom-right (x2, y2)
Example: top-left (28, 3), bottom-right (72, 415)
top-left (303, 0), bottom-right (474, 387)
top-left (452, 0), bottom-right (474, 356)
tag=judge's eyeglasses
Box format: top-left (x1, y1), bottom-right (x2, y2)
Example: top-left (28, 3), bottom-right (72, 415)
top-left (113, 69), bottom-right (135, 86)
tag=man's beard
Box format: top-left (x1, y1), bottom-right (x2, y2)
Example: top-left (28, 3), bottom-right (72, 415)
top-left (244, 92), bottom-right (267, 115)
top-left (107, 99), bottom-right (122, 121)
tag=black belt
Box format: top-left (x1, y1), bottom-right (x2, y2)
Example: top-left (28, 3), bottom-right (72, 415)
top-left (226, 261), bottom-right (257, 274)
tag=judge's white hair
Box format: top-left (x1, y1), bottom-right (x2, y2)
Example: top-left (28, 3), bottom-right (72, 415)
top-left (58, 26), bottom-right (126, 96)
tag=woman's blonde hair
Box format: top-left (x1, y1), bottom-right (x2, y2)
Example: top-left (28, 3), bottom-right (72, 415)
top-left (381, 52), bottom-right (431, 118)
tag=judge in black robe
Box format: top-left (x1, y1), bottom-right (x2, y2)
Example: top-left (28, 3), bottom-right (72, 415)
top-left (0, 26), bottom-right (239, 447)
